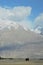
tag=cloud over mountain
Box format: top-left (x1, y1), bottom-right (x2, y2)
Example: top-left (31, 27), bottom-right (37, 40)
top-left (0, 6), bottom-right (32, 21)
top-left (34, 13), bottom-right (43, 34)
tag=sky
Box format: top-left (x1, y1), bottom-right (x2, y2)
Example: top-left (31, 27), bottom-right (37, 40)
top-left (0, 0), bottom-right (43, 31)
top-left (0, 0), bottom-right (43, 58)
top-left (0, 0), bottom-right (43, 18)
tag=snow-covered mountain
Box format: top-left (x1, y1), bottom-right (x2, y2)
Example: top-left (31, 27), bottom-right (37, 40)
top-left (0, 22), bottom-right (43, 58)
top-left (0, 22), bottom-right (43, 44)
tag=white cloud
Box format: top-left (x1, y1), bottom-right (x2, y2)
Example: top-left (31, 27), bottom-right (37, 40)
top-left (33, 13), bottom-right (43, 34)
top-left (34, 13), bottom-right (43, 28)
top-left (0, 6), bottom-right (32, 21)
top-left (10, 6), bottom-right (32, 21)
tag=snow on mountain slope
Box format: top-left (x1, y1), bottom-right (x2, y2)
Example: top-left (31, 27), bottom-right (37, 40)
top-left (0, 21), bottom-right (29, 32)
top-left (0, 21), bottom-right (43, 35)
top-left (0, 21), bottom-right (19, 30)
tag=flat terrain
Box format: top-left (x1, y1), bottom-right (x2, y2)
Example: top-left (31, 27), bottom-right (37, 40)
top-left (0, 60), bottom-right (43, 65)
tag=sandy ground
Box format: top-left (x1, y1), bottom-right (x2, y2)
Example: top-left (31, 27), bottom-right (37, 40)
top-left (0, 60), bottom-right (43, 65)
